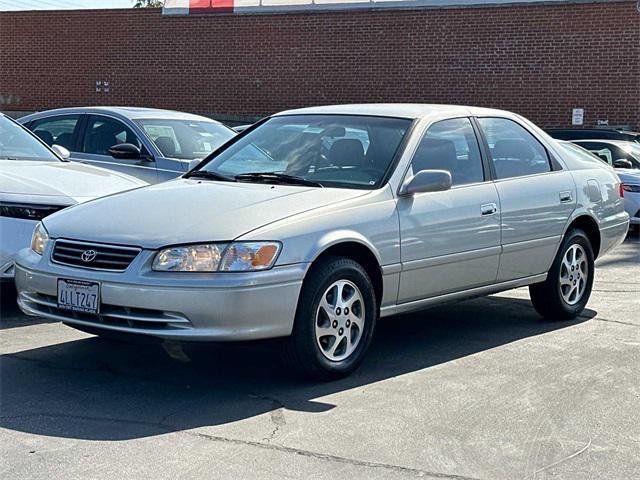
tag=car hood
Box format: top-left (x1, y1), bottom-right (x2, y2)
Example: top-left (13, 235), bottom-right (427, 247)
top-left (0, 160), bottom-right (146, 204)
top-left (43, 179), bottom-right (368, 248)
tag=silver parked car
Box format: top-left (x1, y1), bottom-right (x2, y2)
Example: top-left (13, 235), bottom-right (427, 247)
top-left (15, 105), bottom-right (629, 379)
top-left (19, 107), bottom-right (236, 183)
top-left (0, 113), bottom-right (146, 281)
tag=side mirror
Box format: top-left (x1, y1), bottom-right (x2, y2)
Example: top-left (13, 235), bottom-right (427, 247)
top-left (51, 144), bottom-right (70, 160)
top-left (109, 143), bottom-right (141, 159)
top-left (399, 169), bottom-right (452, 196)
top-left (613, 158), bottom-right (633, 169)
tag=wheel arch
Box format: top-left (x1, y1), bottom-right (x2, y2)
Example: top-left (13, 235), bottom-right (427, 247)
top-left (309, 239), bottom-right (384, 308)
top-left (566, 214), bottom-right (601, 258)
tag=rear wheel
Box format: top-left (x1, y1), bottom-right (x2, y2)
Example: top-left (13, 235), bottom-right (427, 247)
top-left (284, 256), bottom-right (377, 380)
top-left (529, 229), bottom-right (594, 320)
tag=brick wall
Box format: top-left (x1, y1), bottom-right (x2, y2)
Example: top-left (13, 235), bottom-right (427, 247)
top-left (1, 1), bottom-right (638, 128)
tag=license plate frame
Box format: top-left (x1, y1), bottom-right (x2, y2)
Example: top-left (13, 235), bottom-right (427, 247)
top-left (57, 278), bottom-right (101, 315)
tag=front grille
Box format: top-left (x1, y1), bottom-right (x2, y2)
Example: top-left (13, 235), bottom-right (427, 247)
top-left (19, 292), bottom-right (190, 330)
top-left (52, 239), bottom-right (140, 271)
top-left (0, 202), bottom-right (65, 220)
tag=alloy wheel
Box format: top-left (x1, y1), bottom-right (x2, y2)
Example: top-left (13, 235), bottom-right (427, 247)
top-left (315, 279), bottom-right (365, 362)
top-left (559, 244), bottom-right (589, 305)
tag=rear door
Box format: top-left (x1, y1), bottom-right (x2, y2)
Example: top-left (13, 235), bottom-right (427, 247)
top-left (476, 117), bottom-right (576, 282)
top-left (397, 117), bottom-right (501, 302)
top-left (74, 115), bottom-right (158, 183)
top-left (28, 114), bottom-right (83, 153)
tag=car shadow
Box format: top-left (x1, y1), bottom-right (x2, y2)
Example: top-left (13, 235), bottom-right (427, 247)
top-left (0, 294), bottom-right (594, 441)
top-left (0, 284), bottom-right (57, 330)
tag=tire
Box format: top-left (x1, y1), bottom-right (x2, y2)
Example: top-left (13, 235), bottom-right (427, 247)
top-left (284, 256), bottom-right (378, 381)
top-left (529, 229), bottom-right (595, 320)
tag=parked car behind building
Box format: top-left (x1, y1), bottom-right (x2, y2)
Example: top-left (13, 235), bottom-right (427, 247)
top-left (15, 105), bottom-right (629, 379)
top-left (19, 107), bottom-right (236, 183)
top-left (0, 113), bottom-right (146, 281)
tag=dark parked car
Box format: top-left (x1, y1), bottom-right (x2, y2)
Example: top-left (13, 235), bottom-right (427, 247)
top-left (546, 128), bottom-right (640, 144)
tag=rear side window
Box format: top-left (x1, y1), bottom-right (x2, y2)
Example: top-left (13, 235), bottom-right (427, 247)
top-left (83, 116), bottom-right (141, 155)
top-left (478, 117), bottom-right (551, 179)
top-left (30, 115), bottom-right (80, 150)
top-left (411, 117), bottom-right (484, 186)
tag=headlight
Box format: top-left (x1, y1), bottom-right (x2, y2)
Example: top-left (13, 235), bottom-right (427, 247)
top-left (218, 242), bottom-right (281, 272)
top-left (622, 183), bottom-right (640, 193)
top-left (30, 222), bottom-right (49, 255)
top-left (152, 242), bottom-right (280, 272)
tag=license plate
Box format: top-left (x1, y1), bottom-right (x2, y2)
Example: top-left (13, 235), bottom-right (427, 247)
top-left (57, 278), bottom-right (100, 315)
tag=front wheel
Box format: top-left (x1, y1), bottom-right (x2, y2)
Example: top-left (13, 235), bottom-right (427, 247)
top-left (284, 256), bottom-right (377, 380)
top-left (529, 229), bottom-right (595, 320)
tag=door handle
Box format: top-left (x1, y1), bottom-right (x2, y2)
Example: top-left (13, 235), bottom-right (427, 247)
top-left (559, 191), bottom-right (573, 203)
top-left (481, 203), bottom-right (498, 216)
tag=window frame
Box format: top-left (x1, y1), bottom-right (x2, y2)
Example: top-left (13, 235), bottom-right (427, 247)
top-left (408, 115), bottom-right (491, 190)
top-left (474, 116), bottom-right (561, 181)
top-left (28, 114), bottom-right (84, 151)
top-left (80, 113), bottom-right (149, 158)
top-left (404, 116), bottom-right (490, 191)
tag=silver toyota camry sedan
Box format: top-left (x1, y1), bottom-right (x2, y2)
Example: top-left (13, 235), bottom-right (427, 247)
top-left (15, 104), bottom-right (629, 380)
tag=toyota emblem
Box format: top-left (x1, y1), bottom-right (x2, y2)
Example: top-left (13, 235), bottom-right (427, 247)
top-left (81, 249), bottom-right (97, 263)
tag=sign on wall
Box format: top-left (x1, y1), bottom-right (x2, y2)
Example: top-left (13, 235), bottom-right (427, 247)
top-left (163, 0), bottom-right (595, 15)
top-left (571, 108), bottom-right (584, 126)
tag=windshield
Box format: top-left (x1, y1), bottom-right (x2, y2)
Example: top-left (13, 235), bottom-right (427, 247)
top-left (199, 115), bottom-right (412, 189)
top-left (136, 118), bottom-right (235, 160)
top-left (0, 115), bottom-right (59, 162)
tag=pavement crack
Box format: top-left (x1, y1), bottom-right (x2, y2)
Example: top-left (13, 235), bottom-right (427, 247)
top-left (0, 412), bottom-right (484, 480)
top-left (591, 317), bottom-right (638, 328)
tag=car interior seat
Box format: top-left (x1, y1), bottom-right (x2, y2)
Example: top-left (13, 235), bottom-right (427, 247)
top-left (33, 129), bottom-right (54, 146)
top-left (491, 139), bottom-right (538, 177)
top-left (328, 138), bottom-right (365, 168)
top-left (154, 136), bottom-right (176, 158)
top-left (412, 138), bottom-right (458, 182)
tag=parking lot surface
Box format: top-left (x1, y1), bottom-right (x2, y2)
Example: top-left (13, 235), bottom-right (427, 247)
top-left (1, 234), bottom-right (638, 480)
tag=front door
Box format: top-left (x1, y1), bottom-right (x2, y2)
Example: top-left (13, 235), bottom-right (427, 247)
top-left (75, 115), bottom-right (158, 183)
top-left (397, 117), bottom-right (501, 303)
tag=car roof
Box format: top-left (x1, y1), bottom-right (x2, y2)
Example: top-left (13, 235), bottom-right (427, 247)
top-left (274, 104), bottom-right (514, 120)
top-left (19, 106), bottom-right (222, 123)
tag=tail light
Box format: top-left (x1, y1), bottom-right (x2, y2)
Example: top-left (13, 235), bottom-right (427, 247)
top-left (618, 183), bottom-right (624, 198)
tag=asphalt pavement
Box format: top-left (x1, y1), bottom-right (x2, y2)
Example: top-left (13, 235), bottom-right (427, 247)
top-left (1, 232), bottom-right (638, 480)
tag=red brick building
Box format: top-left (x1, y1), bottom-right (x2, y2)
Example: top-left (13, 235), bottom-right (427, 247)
top-left (1, 0), bottom-right (638, 128)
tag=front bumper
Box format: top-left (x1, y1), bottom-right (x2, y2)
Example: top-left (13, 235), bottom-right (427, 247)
top-left (15, 247), bottom-right (307, 342)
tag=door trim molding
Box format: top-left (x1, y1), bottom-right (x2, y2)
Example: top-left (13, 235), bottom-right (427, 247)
top-left (401, 245), bottom-right (502, 272)
top-left (501, 235), bottom-right (561, 254)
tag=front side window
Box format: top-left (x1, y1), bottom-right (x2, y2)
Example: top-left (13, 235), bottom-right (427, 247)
top-left (0, 115), bottom-right (59, 162)
top-left (410, 117), bottom-right (484, 186)
top-left (136, 119), bottom-right (235, 160)
top-left (200, 115), bottom-right (412, 189)
top-left (30, 115), bottom-right (80, 150)
top-left (83, 116), bottom-right (141, 155)
top-left (478, 117), bottom-right (551, 179)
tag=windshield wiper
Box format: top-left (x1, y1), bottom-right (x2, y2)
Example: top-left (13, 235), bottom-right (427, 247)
top-left (184, 170), bottom-right (236, 182)
top-left (234, 172), bottom-right (323, 187)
